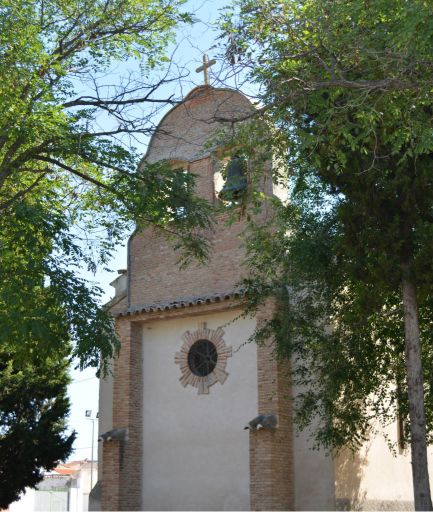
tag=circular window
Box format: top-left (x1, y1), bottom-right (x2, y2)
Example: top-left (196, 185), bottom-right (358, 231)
top-left (188, 339), bottom-right (218, 377)
top-left (175, 322), bottom-right (232, 394)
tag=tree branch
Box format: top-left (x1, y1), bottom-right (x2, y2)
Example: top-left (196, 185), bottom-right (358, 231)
top-left (0, 171), bottom-right (49, 212)
top-left (63, 95), bottom-right (179, 108)
top-left (34, 156), bottom-right (113, 191)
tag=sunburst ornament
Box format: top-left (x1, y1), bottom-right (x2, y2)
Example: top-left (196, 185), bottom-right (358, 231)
top-left (174, 322), bottom-right (232, 394)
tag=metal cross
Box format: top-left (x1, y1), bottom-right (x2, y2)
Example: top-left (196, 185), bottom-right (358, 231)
top-left (195, 54), bottom-right (216, 86)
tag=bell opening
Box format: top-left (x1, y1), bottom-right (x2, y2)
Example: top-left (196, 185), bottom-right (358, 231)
top-left (218, 155), bottom-right (247, 202)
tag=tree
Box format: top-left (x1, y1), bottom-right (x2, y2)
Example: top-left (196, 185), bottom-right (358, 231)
top-left (0, 345), bottom-right (75, 508)
top-left (222, 0), bottom-right (433, 509)
top-left (0, 0), bottom-right (213, 368)
top-left (0, 0), bottom-right (213, 499)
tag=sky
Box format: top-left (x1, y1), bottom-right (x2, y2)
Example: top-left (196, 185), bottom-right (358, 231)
top-left (66, 0), bottom-right (236, 463)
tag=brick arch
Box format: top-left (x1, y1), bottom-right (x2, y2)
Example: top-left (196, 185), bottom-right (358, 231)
top-left (144, 87), bottom-right (254, 165)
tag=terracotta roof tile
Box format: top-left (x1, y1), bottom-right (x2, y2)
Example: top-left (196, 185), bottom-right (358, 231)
top-left (115, 289), bottom-right (245, 317)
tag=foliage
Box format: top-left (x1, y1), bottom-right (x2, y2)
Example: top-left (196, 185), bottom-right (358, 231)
top-left (0, 0), bottom-right (214, 370)
top-left (222, 0), bottom-right (433, 499)
top-left (0, 198), bottom-right (120, 372)
top-left (0, 1), bottom-right (213, 500)
top-left (0, 345), bottom-right (75, 508)
top-left (242, 187), bottom-right (426, 451)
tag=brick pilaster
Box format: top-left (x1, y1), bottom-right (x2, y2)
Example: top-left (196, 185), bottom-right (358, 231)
top-left (250, 302), bottom-right (294, 511)
top-left (101, 319), bottom-right (143, 511)
top-left (101, 441), bottom-right (121, 510)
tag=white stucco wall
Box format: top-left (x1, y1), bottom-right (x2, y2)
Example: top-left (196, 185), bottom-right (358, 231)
top-left (336, 420), bottom-right (433, 509)
top-left (292, 393), bottom-right (336, 510)
top-left (292, 390), bottom-right (433, 510)
top-left (141, 309), bottom-right (257, 511)
top-left (97, 366), bottom-right (113, 466)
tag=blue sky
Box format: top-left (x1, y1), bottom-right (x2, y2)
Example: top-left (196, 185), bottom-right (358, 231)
top-left (67, 0), bottom-right (236, 462)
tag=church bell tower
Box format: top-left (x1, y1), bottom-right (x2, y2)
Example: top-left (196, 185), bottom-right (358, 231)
top-left (98, 84), bottom-right (294, 511)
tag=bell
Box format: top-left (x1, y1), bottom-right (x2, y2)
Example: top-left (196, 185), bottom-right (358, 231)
top-left (219, 156), bottom-right (247, 201)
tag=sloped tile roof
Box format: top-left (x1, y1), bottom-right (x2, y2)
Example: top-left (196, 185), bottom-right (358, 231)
top-left (116, 289), bottom-right (245, 317)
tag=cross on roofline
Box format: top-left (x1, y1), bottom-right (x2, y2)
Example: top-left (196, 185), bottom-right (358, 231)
top-left (196, 54), bottom-right (216, 86)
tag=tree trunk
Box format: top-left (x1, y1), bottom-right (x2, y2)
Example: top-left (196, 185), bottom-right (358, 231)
top-left (401, 264), bottom-right (433, 511)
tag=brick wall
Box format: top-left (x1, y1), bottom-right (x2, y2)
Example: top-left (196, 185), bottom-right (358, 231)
top-left (101, 441), bottom-right (121, 510)
top-left (145, 87), bottom-right (254, 165)
top-left (250, 301), bottom-right (294, 511)
top-left (131, 133), bottom-right (255, 306)
top-left (102, 319), bottom-right (143, 510)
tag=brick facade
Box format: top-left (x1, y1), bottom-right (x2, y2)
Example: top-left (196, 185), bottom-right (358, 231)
top-left (101, 86), bottom-right (294, 511)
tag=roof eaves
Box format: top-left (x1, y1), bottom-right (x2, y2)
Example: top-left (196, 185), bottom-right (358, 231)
top-left (115, 289), bottom-right (245, 318)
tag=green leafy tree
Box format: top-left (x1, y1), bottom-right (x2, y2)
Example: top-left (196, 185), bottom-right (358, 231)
top-left (0, 0), bottom-right (213, 497)
top-left (0, 345), bottom-right (75, 508)
top-left (222, 0), bottom-right (433, 508)
top-left (0, 0), bottom-right (213, 367)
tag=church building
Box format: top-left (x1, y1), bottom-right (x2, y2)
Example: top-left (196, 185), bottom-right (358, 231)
top-left (95, 83), bottom-right (430, 511)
